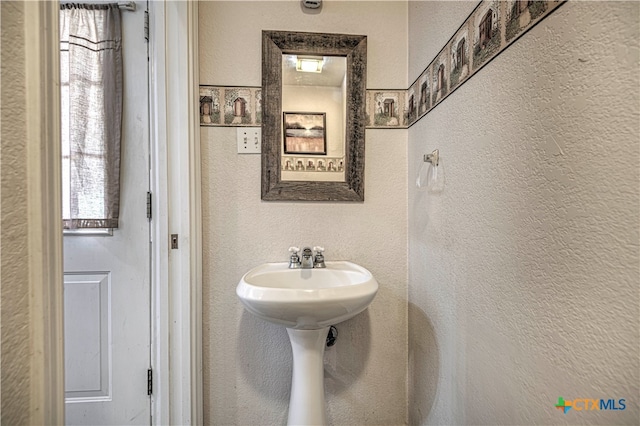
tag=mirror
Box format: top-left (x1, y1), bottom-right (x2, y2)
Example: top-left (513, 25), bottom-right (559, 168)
top-left (262, 30), bottom-right (367, 201)
top-left (282, 54), bottom-right (346, 183)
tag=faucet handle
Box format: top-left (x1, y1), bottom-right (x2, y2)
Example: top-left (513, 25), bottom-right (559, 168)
top-left (313, 246), bottom-right (326, 268)
top-left (288, 247), bottom-right (301, 269)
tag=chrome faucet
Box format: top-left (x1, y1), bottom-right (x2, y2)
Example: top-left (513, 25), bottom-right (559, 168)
top-left (300, 247), bottom-right (314, 269)
top-left (288, 246), bottom-right (326, 269)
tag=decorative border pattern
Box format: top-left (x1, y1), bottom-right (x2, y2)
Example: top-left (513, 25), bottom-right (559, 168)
top-left (199, 86), bottom-right (261, 126)
top-left (199, 0), bottom-right (565, 130)
top-left (281, 156), bottom-right (345, 173)
top-left (405, 0), bottom-right (566, 127)
top-left (367, 90), bottom-right (407, 128)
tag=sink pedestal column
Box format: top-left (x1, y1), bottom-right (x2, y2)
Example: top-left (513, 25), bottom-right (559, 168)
top-left (286, 327), bottom-right (330, 426)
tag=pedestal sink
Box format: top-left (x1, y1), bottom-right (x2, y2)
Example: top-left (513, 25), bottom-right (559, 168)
top-left (236, 261), bottom-right (378, 425)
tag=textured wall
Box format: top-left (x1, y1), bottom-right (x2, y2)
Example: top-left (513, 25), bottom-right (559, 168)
top-left (199, 2), bottom-right (408, 425)
top-left (408, 1), bottom-right (639, 425)
top-left (1, 2), bottom-right (32, 424)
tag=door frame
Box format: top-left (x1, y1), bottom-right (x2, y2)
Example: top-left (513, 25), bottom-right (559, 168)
top-left (21, 1), bottom-right (65, 423)
top-left (29, 0), bottom-right (203, 423)
top-left (148, 1), bottom-right (203, 424)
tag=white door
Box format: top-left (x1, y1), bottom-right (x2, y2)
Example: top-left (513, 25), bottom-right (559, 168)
top-left (63, 4), bottom-right (151, 425)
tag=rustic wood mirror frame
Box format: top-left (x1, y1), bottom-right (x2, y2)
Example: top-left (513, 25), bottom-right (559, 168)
top-left (261, 30), bottom-right (367, 201)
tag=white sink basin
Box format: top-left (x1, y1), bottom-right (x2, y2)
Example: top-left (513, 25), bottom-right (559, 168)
top-left (236, 261), bottom-right (378, 329)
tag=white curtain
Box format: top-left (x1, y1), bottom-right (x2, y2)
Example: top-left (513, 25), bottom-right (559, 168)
top-left (60, 3), bottom-right (122, 229)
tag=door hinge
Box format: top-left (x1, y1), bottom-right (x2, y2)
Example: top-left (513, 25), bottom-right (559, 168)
top-left (147, 369), bottom-right (153, 395)
top-left (146, 192), bottom-right (152, 219)
top-left (144, 10), bottom-right (149, 42)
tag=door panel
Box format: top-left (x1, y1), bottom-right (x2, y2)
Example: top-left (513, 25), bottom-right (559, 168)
top-left (64, 4), bottom-right (150, 425)
top-left (64, 273), bottom-right (111, 401)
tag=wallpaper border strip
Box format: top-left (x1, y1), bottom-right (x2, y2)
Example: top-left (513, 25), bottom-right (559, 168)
top-left (404, 0), bottom-right (567, 129)
top-left (199, 85), bottom-right (262, 127)
top-left (198, 0), bottom-right (567, 130)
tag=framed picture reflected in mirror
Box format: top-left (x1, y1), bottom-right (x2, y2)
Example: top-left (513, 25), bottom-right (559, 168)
top-left (283, 112), bottom-right (327, 155)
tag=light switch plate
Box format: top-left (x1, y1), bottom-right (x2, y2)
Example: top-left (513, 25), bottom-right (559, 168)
top-left (237, 127), bottom-right (261, 154)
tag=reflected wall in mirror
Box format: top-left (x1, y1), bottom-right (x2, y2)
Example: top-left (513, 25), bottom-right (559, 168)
top-left (262, 30), bottom-right (367, 201)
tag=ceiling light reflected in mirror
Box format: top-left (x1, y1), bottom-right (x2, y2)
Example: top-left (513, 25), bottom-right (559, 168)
top-left (296, 56), bottom-right (324, 73)
top-left (283, 54), bottom-right (346, 87)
